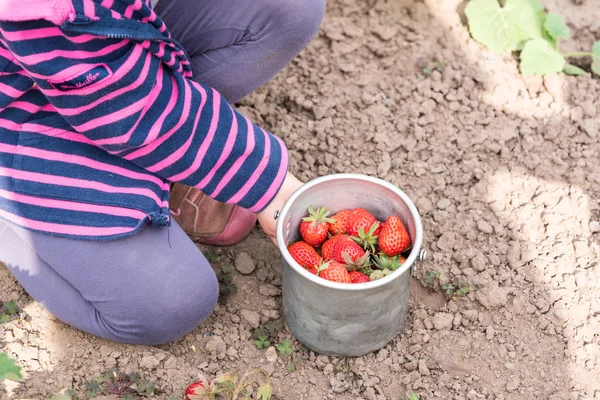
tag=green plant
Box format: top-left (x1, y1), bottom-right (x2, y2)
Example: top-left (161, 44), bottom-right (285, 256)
top-left (0, 300), bottom-right (20, 324)
top-left (0, 352), bottom-right (22, 381)
top-left (441, 278), bottom-right (470, 298)
top-left (276, 340), bottom-right (298, 372)
top-left (276, 340), bottom-right (294, 357)
top-left (465, 0), bottom-right (600, 76)
top-left (423, 61), bottom-right (448, 75)
top-left (423, 270), bottom-right (440, 290)
top-left (251, 319), bottom-right (283, 350)
top-left (253, 335), bottom-right (271, 349)
top-left (217, 266), bottom-right (237, 297)
top-left (190, 370), bottom-right (272, 400)
top-left (50, 368), bottom-right (156, 399)
top-left (407, 393), bottom-right (420, 400)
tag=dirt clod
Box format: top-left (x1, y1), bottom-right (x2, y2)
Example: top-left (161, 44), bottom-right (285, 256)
top-left (432, 312), bottom-right (454, 330)
top-left (235, 252), bottom-right (256, 275)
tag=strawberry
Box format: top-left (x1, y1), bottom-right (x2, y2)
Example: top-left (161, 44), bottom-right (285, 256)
top-left (332, 235), bottom-right (365, 263)
top-left (299, 205), bottom-right (335, 247)
top-left (305, 265), bottom-right (318, 275)
top-left (329, 209), bottom-right (352, 235)
top-left (185, 379), bottom-right (212, 400)
top-left (288, 241), bottom-right (321, 268)
top-left (317, 261), bottom-right (351, 283)
top-left (378, 216), bottom-right (411, 256)
top-left (349, 271), bottom-right (371, 284)
top-left (332, 235), bottom-right (371, 271)
top-left (321, 235), bottom-right (343, 260)
top-left (346, 208), bottom-right (378, 237)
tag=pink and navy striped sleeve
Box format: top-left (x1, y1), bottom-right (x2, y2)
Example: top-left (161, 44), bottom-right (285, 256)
top-left (0, 17), bottom-right (288, 213)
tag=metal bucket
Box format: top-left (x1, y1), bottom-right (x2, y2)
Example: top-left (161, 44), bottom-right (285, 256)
top-left (275, 174), bottom-right (426, 357)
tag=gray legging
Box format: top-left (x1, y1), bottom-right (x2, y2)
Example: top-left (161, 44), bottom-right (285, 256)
top-left (0, 0), bottom-right (325, 345)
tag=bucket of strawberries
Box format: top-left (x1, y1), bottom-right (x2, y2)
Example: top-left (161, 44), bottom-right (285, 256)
top-left (275, 173), bottom-right (426, 356)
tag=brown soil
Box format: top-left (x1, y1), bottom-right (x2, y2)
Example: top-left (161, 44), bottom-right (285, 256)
top-left (2, 0), bottom-right (600, 399)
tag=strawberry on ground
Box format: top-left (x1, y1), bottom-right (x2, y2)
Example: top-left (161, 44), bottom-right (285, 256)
top-left (185, 380), bottom-right (212, 400)
top-left (299, 205), bottom-right (335, 247)
top-left (321, 235), bottom-right (343, 260)
top-left (346, 208), bottom-right (378, 237)
top-left (288, 241), bottom-right (321, 268)
top-left (378, 216), bottom-right (411, 256)
top-left (317, 261), bottom-right (351, 283)
top-left (348, 271), bottom-right (371, 284)
top-left (329, 209), bottom-right (352, 235)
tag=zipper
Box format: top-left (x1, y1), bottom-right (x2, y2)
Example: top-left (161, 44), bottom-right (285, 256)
top-left (61, 17), bottom-right (193, 71)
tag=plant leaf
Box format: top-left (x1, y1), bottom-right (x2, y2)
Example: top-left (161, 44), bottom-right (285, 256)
top-left (465, 0), bottom-right (546, 54)
top-left (407, 394), bottom-right (420, 400)
top-left (520, 38), bottom-right (565, 76)
top-left (591, 41), bottom-right (600, 75)
top-left (0, 352), bottom-right (22, 381)
top-left (544, 12), bottom-right (570, 41)
top-left (257, 384), bottom-right (273, 400)
top-left (592, 41), bottom-right (600, 61)
top-left (563, 64), bottom-right (586, 75)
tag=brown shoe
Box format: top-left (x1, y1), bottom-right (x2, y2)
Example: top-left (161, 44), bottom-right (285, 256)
top-left (169, 183), bottom-right (257, 246)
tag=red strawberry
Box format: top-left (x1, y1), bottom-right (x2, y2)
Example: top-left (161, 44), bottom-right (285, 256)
top-left (288, 241), bottom-right (321, 268)
top-left (305, 265), bottom-right (318, 275)
top-left (349, 271), bottom-right (371, 284)
top-left (329, 209), bottom-right (352, 235)
top-left (299, 205), bottom-right (335, 247)
top-left (321, 235), bottom-right (343, 260)
top-left (332, 235), bottom-right (366, 264)
top-left (318, 261), bottom-right (351, 283)
top-left (378, 216), bottom-right (411, 256)
top-left (185, 380), bottom-right (212, 400)
top-left (346, 208), bottom-right (378, 237)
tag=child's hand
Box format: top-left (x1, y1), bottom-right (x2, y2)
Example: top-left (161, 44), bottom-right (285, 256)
top-left (257, 172), bottom-right (303, 245)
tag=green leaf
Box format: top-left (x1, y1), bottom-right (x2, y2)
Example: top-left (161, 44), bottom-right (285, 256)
top-left (276, 340), bottom-right (294, 356)
top-left (465, 0), bottom-right (546, 54)
top-left (2, 301), bottom-right (18, 316)
top-left (221, 265), bottom-right (232, 274)
top-left (48, 395), bottom-right (72, 400)
top-left (563, 64), bottom-right (586, 75)
top-left (520, 38), bottom-right (565, 76)
top-left (592, 41), bottom-right (600, 61)
top-left (257, 384), bottom-right (273, 400)
top-left (544, 12), bottom-right (570, 41)
top-left (407, 394), bottom-right (420, 400)
top-left (0, 352), bottom-right (22, 381)
top-left (592, 41), bottom-right (600, 75)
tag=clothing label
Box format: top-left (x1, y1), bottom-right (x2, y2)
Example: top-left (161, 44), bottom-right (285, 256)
top-left (49, 64), bottom-right (111, 91)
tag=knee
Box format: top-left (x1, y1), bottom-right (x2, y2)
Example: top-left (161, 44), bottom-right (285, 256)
top-left (143, 272), bottom-right (219, 345)
top-left (264, 0), bottom-right (326, 51)
top-left (104, 266), bottom-right (219, 346)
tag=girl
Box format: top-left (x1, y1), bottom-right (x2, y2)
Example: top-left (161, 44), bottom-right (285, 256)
top-left (0, 0), bottom-right (324, 345)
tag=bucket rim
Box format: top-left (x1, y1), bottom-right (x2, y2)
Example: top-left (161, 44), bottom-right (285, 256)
top-left (276, 173), bottom-right (423, 291)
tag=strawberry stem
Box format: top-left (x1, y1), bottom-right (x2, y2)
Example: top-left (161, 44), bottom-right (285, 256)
top-left (302, 205), bottom-right (336, 224)
top-left (351, 221), bottom-right (380, 252)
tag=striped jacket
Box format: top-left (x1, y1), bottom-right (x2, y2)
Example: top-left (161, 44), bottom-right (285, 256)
top-left (0, 0), bottom-right (288, 240)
